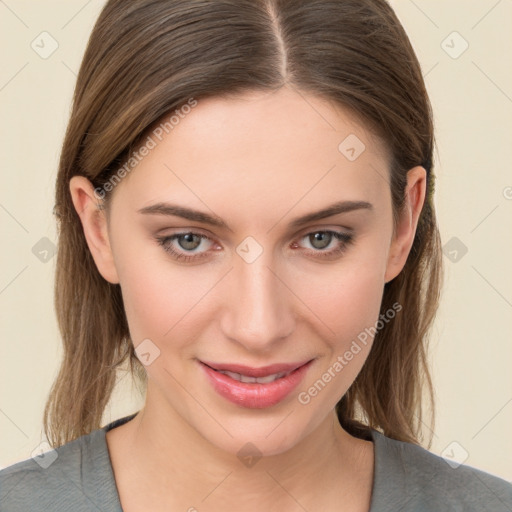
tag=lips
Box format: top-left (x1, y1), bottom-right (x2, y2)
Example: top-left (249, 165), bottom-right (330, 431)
top-left (201, 360), bottom-right (310, 378)
top-left (199, 358), bottom-right (314, 408)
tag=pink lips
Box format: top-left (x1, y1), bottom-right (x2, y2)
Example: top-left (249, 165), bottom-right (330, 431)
top-left (199, 359), bottom-right (313, 408)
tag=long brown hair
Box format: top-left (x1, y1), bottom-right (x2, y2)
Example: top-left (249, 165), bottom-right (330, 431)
top-left (46, 0), bottom-right (442, 448)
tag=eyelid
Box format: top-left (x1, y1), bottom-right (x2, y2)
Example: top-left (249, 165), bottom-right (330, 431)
top-left (295, 223), bottom-right (355, 237)
top-left (155, 224), bottom-right (354, 245)
top-left (155, 226), bottom-right (355, 263)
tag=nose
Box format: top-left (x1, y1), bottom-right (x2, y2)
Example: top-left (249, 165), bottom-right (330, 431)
top-left (220, 254), bottom-right (295, 353)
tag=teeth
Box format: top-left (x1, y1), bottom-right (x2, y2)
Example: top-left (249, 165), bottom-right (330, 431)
top-left (218, 370), bottom-right (290, 384)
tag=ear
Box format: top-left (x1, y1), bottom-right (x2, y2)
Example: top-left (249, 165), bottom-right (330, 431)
top-left (69, 176), bottom-right (120, 284)
top-left (384, 166), bottom-right (427, 283)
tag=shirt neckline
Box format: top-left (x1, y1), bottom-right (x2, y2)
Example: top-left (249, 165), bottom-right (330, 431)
top-left (98, 413), bottom-right (398, 511)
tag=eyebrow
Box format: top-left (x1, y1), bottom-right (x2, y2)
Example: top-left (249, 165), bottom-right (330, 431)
top-left (137, 200), bottom-right (373, 230)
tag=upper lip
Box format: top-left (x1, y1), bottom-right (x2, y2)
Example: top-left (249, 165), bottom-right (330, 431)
top-left (200, 359), bottom-right (313, 377)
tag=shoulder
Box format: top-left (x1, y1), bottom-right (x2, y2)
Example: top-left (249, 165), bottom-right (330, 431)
top-left (370, 429), bottom-right (512, 511)
top-left (0, 428), bottom-right (121, 512)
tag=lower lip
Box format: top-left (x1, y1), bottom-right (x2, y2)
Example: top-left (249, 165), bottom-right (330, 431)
top-left (200, 360), bottom-right (313, 409)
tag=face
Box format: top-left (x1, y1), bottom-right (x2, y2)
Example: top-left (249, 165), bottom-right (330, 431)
top-left (71, 86), bottom-right (425, 456)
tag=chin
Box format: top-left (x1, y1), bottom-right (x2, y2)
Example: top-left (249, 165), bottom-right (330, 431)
top-left (193, 413), bottom-right (312, 461)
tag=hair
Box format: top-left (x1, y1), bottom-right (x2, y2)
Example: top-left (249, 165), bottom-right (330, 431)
top-left (46, 0), bottom-right (443, 449)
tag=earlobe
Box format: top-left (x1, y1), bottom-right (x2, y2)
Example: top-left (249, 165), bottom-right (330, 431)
top-left (69, 176), bottom-right (120, 284)
top-left (384, 166), bottom-right (427, 283)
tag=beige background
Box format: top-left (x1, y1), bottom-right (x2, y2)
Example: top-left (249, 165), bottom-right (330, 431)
top-left (1, 0), bottom-right (511, 481)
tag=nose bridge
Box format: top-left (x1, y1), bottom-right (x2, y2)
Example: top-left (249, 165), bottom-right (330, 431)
top-left (220, 250), bottom-right (294, 350)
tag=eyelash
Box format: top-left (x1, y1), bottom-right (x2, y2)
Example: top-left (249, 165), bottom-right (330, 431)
top-left (155, 230), bottom-right (354, 263)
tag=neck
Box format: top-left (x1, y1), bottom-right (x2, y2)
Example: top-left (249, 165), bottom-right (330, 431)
top-left (107, 385), bottom-right (374, 511)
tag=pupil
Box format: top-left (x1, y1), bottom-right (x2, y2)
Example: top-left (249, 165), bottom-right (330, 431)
top-left (311, 232), bottom-right (330, 250)
top-left (180, 233), bottom-right (199, 250)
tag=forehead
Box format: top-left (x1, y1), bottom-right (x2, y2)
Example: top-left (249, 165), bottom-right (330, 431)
top-left (113, 87), bottom-right (391, 220)
top-left (155, 88), bottom-right (389, 165)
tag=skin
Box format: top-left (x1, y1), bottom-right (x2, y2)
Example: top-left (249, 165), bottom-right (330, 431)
top-left (70, 86), bottom-right (426, 511)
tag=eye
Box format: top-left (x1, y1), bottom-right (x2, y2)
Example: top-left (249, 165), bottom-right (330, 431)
top-left (155, 229), bottom-right (354, 263)
top-left (155, 232), bottom-right (215, 262)
top-left (293, 230), bottom-right (354, 259)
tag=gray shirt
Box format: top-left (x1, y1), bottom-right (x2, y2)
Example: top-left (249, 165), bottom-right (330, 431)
top-left (1, 413), bottom-right (511, 511)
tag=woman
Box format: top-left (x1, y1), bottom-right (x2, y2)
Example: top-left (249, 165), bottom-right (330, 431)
top-left (1, 0), bottom-right (511, 510)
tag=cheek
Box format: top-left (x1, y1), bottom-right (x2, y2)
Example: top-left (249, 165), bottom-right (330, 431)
top-left (120, 266), bottom-right (214, 345)
top-left (294, 265), bottom-right (385, 410)
top-left (112, 231), bottom-right (213, 345)
top-left (292, 244), bottom-right (387, 387)
top-left (294, 254), bottom-right (386, 341)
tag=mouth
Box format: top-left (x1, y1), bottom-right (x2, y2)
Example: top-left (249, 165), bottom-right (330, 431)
top-left (208, 368), bottom-right (294, 384)
top-left (198, 358), bottom-right (314, 408)
top-left (202, 359), bottom-right (310, 378)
